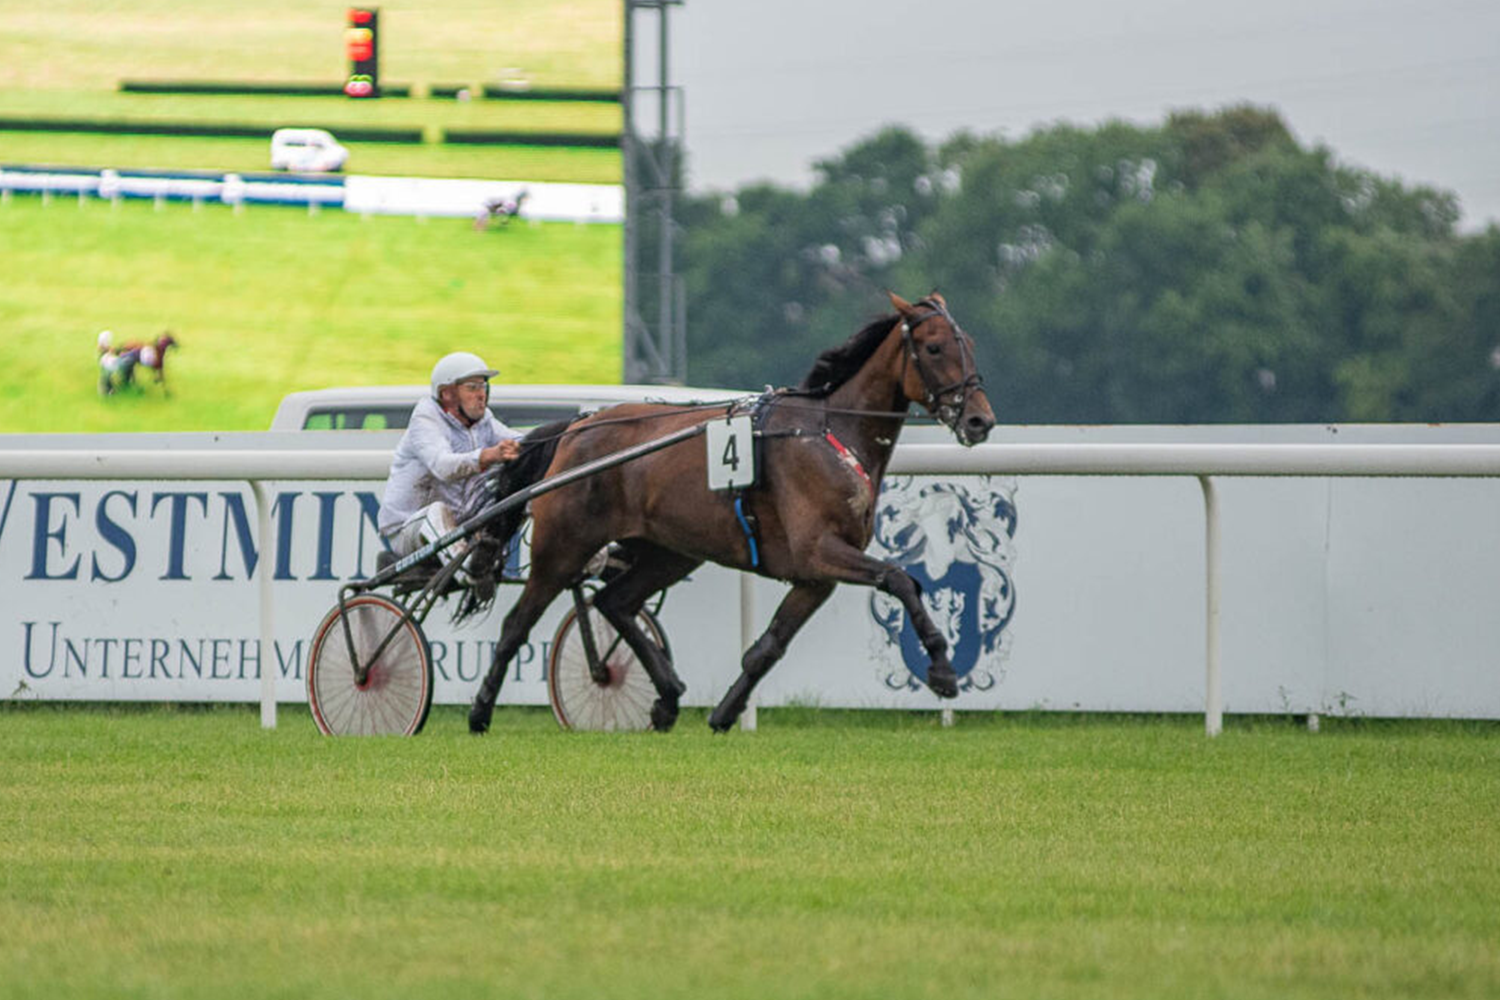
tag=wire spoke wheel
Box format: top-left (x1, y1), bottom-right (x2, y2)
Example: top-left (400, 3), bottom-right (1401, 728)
top-left (308, 595), bottom-right (433, 736)
top-left (548, 604), bottom-right (669, 732)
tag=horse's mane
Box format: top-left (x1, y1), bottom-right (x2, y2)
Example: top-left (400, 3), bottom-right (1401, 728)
top-left (450, 416), bottom-right (577, 623)
top-left (796, 314), bottom-right (897, 397)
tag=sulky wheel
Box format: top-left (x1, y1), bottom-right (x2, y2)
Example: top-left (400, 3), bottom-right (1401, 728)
top-left (548, 603), bottom-right (671, 732)
top-left (307, 594), bottom-right (434, 736)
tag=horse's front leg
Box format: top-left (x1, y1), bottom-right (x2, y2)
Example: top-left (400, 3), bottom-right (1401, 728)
top-left (708, 580), bottom-right (834, 732)
top-left (805, 536), bottom-right (959, 699)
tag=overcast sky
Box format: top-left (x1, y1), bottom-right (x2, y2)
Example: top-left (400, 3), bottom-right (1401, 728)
top-left (651, 0), bottom-right (1498, 231)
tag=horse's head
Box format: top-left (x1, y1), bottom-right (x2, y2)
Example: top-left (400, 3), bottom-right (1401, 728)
top-left (158, 332), bottom-right (178, 352)
top-left (889, 292), bottom-right (995, 446)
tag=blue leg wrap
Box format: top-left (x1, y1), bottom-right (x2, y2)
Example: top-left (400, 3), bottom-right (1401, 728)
top-left (733, 495), bottom-right (760, 569)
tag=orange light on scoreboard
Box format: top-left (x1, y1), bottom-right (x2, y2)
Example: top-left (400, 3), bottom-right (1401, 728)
top-left (344, 8), bottom-right (379, 98)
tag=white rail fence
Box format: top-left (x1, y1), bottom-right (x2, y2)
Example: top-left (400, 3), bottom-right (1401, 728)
top-left (5, 442), bottom-right (1500, 734)
top-left (0, 167), bottom-right (624, 222)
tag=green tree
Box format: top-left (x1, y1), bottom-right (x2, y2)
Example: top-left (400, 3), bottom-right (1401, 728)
top-left (679, 106), bottom-right (1500, 424)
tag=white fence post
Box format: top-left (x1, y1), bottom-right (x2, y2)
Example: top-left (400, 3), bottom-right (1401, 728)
top-left (251, 480), bottom-right (277, 729)
top-left (1199, 476), bottom-right (1223, 737)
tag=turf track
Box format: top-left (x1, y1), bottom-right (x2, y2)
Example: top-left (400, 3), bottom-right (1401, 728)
top-left (0, 197), bottom-right (621, 433)
top-left (0, 705), bottom-right (1496, 999)
top-left (0, 3), bottom-right (622, 182)
top-left (0, 1), bottom-right (621, 92)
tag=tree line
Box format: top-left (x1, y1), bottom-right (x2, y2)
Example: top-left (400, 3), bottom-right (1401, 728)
top-left (671, 106), bottom-right (1500, 423)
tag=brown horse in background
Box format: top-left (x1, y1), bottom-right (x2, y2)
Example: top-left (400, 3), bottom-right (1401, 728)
top-left (119, 332), bottom-right (178, 393)
top-left (468, 292), bottom-right (996, 734)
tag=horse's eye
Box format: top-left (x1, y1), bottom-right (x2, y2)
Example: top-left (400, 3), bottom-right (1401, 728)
top-left (925, 342), bottom-right (942, 356)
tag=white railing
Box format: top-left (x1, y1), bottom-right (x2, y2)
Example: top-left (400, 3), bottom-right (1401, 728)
top-left (888, 443), bottom-right (1500, 733)
top-left (0, 167), bottom-right (623, 222)
top-left (6, 442), bottom-right (1500, 734)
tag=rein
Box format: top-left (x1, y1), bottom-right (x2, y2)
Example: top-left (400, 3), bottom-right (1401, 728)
top-left (513, 400), bottom-right (741, 449)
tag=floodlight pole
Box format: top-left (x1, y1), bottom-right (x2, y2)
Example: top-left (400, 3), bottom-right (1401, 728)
top-left (623, 0), bottom-right (686, 384)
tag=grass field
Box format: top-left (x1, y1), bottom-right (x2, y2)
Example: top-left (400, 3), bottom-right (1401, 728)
top-left (0, 706), bottom-right (1496, 1000)
top-left (0, 91), bottom-right (621, 133)
top-left (0, 89), bottom-right (622, 181)
top-left (0, 0), bottom-right (624, 434)
top-left (0, 196), bottom-right (621, 432)
top-left (0, 1), bottom-right (621, 92)
top-left (0, 1), bottom-right (621, 181)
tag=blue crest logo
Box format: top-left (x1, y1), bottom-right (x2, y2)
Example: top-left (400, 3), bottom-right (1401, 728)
top-left (868, 476), bottom-right (1018, 693)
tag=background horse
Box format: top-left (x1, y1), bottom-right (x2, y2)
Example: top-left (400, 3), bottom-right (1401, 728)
top-left (468, 292), bottom-right (995, 734)
top-left (473, 189), bottom-right (528, 231)
top-left (118, 332), bottom-right (178, 393)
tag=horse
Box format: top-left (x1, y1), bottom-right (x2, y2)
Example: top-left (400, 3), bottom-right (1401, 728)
top-left (473, 189), bottom-right (529, 231)
top-left (467, 291), bottom-right (995, 735)
top-left (118, 332), bottom-right (178, 393)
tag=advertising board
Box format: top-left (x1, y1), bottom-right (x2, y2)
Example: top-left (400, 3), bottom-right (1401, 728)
top-left (4, 425), bottom-right (1500, 719)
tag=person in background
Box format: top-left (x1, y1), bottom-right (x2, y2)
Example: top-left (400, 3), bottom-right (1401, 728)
top-left (96, 329), bottom-right (136, 395)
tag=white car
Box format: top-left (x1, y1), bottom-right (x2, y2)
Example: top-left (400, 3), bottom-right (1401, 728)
top-left (269, 128), bottom-right (349, 173)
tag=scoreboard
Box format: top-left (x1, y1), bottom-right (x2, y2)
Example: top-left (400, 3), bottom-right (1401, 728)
top-left (344, 8), bottom-right (380, 97)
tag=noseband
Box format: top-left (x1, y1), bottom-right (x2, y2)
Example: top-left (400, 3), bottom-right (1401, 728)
top-left (899, 299), bottom-right (984, 430)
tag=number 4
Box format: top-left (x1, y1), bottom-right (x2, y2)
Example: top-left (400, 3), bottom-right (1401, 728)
top-left (721, 435), bottom-right (740, 472)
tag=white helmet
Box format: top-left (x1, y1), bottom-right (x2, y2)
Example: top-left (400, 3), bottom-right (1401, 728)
top-left (430, 351), bottom-right (499, 399)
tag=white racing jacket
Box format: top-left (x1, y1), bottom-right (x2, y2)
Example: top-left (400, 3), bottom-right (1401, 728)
top-left (377, 395), bottom-right (524, 536)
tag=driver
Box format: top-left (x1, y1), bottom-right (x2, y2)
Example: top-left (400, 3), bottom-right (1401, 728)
top-left (378, 352), bottom-right (524, 569)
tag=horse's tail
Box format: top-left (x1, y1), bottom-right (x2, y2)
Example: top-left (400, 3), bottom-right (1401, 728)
top-left (451, 417), bottom-right (575, 622)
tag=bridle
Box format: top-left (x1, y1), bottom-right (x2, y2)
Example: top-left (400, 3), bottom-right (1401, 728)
top-left (898, 298), bottom-right (984, 431)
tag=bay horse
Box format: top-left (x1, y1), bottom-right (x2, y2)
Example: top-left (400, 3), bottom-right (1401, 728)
top-left (119, 332), bottom-right (178, 393)
top-left (468, 292), bottom-right (995, 734)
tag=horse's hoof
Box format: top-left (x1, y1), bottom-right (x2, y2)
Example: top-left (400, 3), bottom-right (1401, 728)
top-left (468, 698), bottom-right (494, 734)
top-left (707, 702), bottom-right (738, 733)
top-left (928, 665), bottom-right (959, 699)
top-left (650, 699), bottom-right (679, 732)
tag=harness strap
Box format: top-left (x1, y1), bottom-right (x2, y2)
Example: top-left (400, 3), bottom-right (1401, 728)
top-left (733, 495), bottom-right (761, 569)
top-left (824, 431), bottom-right (875, 502)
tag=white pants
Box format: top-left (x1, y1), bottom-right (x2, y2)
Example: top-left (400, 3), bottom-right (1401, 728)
top-left (385, 502), bottom-right (478, 585)
top-left (385, 502), bottom-right (461, 558)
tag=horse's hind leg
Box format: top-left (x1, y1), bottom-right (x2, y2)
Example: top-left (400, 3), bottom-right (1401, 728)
top-left (708, 580), bottom-right (834, 732)
top-left (468, 574), bottom-right (566, 734)
top-left (590, 543), bottom-right (701, 731)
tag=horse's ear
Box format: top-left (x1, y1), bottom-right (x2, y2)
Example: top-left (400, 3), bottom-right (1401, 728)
top-left (888, 291), bottom-right (914, 315)
top-left (927, 290), bottom-right (946, 307)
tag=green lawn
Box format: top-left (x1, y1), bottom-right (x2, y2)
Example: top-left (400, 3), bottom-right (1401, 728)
top-left (0, 1), bottom-right (622, 181)
top-left (0, 706), bottom-right (1496, 1000)
top-left (0, 90), bottom-right (619, 132)
top-left (0, 90), bottom-right (621, 181)
top-left (0, 196), bottom-right (621, 432)
top-left (0, 0), bottom-right (621, 92)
